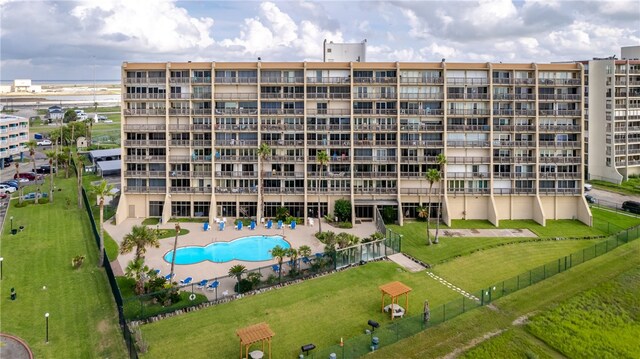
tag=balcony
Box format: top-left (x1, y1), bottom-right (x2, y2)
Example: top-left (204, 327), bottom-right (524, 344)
top-left (261, 171), bottom-right (304, 178)
top-left (214, 77), bottom-right (258, 84)
top-left (192, 140), bottom-right (212, 147)
top-left (400, 140), bottom-right (444, 147)
top-left (168, 109), bottom-right (191, 116)
top-left (446, 140), bottom-right (490, 147)
top-left (447, 172), bottom-right (489, 179)
top-left (215, 139), bottom-right (258, 147)
top-left (539, 125), bottom-right (581, 132)
top-left (214, 108), bottom-right (258, 115)
top-left (263, 187), bottom-right (305, 194)
top-left (306, 76), bottom-right (350, 84)
top-left (539, 156), bottom-right (581, 164)
top-left (537, 79), bottom-right (581, 86)
top-left (353, 187), bottom-right (397, 194)
top-left (538, 141), bottom-right (580, 148)
top-left (446, 78), bottom-right (488, 85)
top-left (260, 109), bottom-right (304, 115)
top-left (538, 188), bottom-right (580, 195)
top-left (493, 188), bottom-right (536, 195)
top-left (493, 93), bottom-right (514, 100)
top-left (538, 110), bottom-right (581, 117)
top-left (124, 170), bottom-right (166, 178)
top-left (539, 172), bottom-right (581, 179)
top-left (124, 93), bottom-right (167, 100)
top-left (400, 187), bottom-right (439, 195)
top-left (306, 109), bottom-right (350, 116)
top-left (447, 156), bottom-right (490, 164)
top-left (514, 94), bottom-right (535, 101)
top-left (399, 109), bottom-right (444, 116)
top-left (353, 109), bottom-right (398, 115)
top-left (169, 93), bottom-right (191, 99)
top-left (169, 77), bottom-right (190, 84)
top-left (170, 186), bottom-right (212, 194)
top-left (352, 156), bottom-right (397, 162)
top-left (260, 76), bottom-right (304, 84)
top-left (124, 186), bottom-right (166, 193)
top-left (124, 77), bottom-right (166, 84)
top-left (215, 124), bottom-right (259, 131)
top-left (215, 155), bottom-right (258, 162)
top-left (352, 77), bottom-right (397, 84)
top-left (123, 140), bottom-right (166, 147)
top-left (216, 171), bottom-right (259, 178)
top-left (170, 140), bottom-right (190, 147)
top-left (123, 124), bottom-right (166, 131)
top-left (447, 125), bottom-right (490, 132)
top-left (399, 76), bottom-right (443, 84)
top-left (125, 155), bottom-right (166, 162)
top-left (538, 94), bottom-right (581, 101)
top-left (191, 109), bottom-right (212, 115)
top-left (399, 93), bottom-right (443, 100)
top-left (214, 93), bottom-right (257, 100)
top-left (447, 188), bottom-right (490, 195)
top-left (191, 77), bottom-right (211, 84)
top-left (447, 109), bottom-right (490, 116)
top-left (260, 92), bottom-right (305, 99)
top-left (123, 109), bottom-right (166, 116)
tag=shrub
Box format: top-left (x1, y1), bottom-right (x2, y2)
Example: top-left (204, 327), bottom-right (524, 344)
top-left (237, 279), bottom-right (253, 293)
top-left (382, 206), bottom-right (397, 224)
top-left (275, 207), bottom-right (290, 221)
top-left (71, 255), bottom-right (85, 269)
top-left (14, 201), bottom-right (28, 208)
top-left (334, 199), bottom-right (352, 222)
top-left (338, 221), bottom-right (353, 229)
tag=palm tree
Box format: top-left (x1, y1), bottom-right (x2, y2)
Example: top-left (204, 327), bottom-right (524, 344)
top-left (228, 264), bottom-right (247, 292)
top-left (269, 245), bottom-right (288, 282)
top-left (426, 168), bottom-right (441, 245)
top-left (298, 245), bottom-right (312, 261)
top-left (257, 143), bottom-right (271, 223)
top-left (434, 154), bottom-right (447, 244)
top-left (287, 247), bottom-right (299, 273)
top-left (91, 179), bottom-right (114, 267)
top-left (120, 225), bottom-right (160, 262)
top-left (316, 150), bottom-right (330, 233)
top-left (125, 258), bottom-right (149, 295)
top-left (62, 146), bottom-right (71, 178)
top-left (75, 153), bottom-right (84, 209)
top-left (26, 140), bottom-right (38, 173)
top-left (418, 206), bottom-right (431, 245)
top-left (169, 223), bottom-right (181, 284)
top-left (15, 163), bottom-right (23, 205)
top-left (45, 150), bottom-right (56, 202)
top-left (336, 232), bottom-right (359, 249)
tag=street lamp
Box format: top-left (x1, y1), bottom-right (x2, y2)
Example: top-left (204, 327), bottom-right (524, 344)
top-left (169, 223), bottom-right (180, 283)
top-left (0, 257), bottom-right (4, 280)
top-left (10, 216), bottom-right (14, 233)
top-left (45, 312), bottom-right (49, 343)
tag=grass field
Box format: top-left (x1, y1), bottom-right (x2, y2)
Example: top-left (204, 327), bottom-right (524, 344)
top-left (460, 327), bottom-right (562, 359)
top-left (369, 239), bottom-right (640, 358)
top-left (389, 216), bottom-right (617, 265)
top-left (0, 176), bottom-right (126, 358)
top-left (138, 261), bottom-right (463, 358)
top-left (591, 178), bottom-right (640, 196)
top-left (527, 266), bottom-right (640, 358)
top-left (431, 240), bottom-right (603, 292)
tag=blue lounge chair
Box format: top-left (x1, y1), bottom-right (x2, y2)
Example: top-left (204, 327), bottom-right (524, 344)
top-left (302, 257), bottom-right (310, 264)
top-left (180, 276), bottom-right (193, 285)
top-left (265, 219), bottom-right (273, 229)
top-left (219, 221), bottom-right (225, 231)
top-left (196, 279), bottom-right (208, 289)
top-left (289, 220), bottom-right (296, 229)
top-left (153, 269), bottom-right (161, 276)
top-left (206, 280), bottom-right (219, 291)
top-left (249, 221), bottom-right (256, 230)
top-left (164, 273), bottom-right (175, 281)
top-left (315, 253), bottom-right (323, 259)
top-left (236, 221), bottom-right (243, 230)
top-left (277, 220), bottom-right (283, 229)
top-left (203, 222), bottom-right (209, 231)
top-left (272, 264), bottom-right (280, 273)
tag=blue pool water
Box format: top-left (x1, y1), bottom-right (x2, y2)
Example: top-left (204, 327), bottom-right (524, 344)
top-left (164, 235), bottom-right (290, 264)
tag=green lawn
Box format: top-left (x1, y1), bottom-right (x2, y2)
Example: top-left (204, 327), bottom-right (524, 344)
top-left (460, 327), bottom-right (562, 359)
top-left (591, 178), bottom-right (640, 196)
top-left (591, 207), bottom-right (640, 232)
top-left (369, 239), bottom-right (640, 358)
top-left (139, 261), bottom-right (462, 358)
top-left (431, 240), bottom-right (602, 292)
top-left (527, 267), bottom-right (640, 358)
top-left (0, 176), bottom-right (126, 358)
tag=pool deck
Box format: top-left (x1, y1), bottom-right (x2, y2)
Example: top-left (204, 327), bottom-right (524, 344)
top-left (104, 218), bottom-right (377, 298)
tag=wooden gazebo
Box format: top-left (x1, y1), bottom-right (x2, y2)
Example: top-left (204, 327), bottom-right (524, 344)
top-left (236, 322), bottom-right (275, 359)
top-left (379, 281), bottom-right (412, 320)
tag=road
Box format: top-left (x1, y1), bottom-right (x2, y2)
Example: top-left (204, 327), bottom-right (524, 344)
top-left (588, 188), bottom-right (640, 209)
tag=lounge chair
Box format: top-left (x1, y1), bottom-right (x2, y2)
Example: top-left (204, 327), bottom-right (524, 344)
top-left (206, 280), bottom-right (219, 291)
top-left (219, 221), bottom-right (225, 231)
top-left (164, 273), bottom-right (175, 281)
top-left (272, 264), bottom-right (280, 273)
top-left (180, 276), bottom-right (193, 285)
top-left (153, 269), bottom-right (161, 276)
top-left (308, 218), bottom-right (314, 226)
top-left (289, 220), bottom-right (296, 229)
top-left (203, 222), bottom-right (210, 231)
top-left (315, 253), bottom-right (323, 259)
top-left (249, 221), bottom-right (256, 230)
top-left (302, 257), bottom-right (310, 264)
top-left (277, 220), bottom-right (283, 229)
top-left (236, 221), bottom-right (243, 230)
top-left (265, 219), bottom-right (273, 229)
top-left (196, 279), bottom-right (208, 289)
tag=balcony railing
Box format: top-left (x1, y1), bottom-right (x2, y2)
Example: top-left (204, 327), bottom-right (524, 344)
top-left (446, 140), bottom-right (490, 147)
top-left (124, 77), bottom-right (166, 84)
top-left (538, 110), bottom-right (581, 116)
top-left (214, 77), bottom-right (258, 84)
top-left (216, 171), bottom-right (259, 178)
top-left (538, 141), bottom-right (580, 148)
top-left (539, 172), bottom-right (581, 179)
top-left (124, 93), bottom-right (167, 100)
top-left (123, 140), bottom-right (166, 147)
top-left (306, 76), bottom-right (350, 84)
top-left (123, 124), bottom-right (166, 131)
top-left (125, 155), bottom-right (166, 162)
top-left (399, 76), bottom-right (444, 84)
top-left (123, 109), bottom-right (166, 116)
top-left (124, 186), bottom-right (166, 193)
top-left (170, 187), bottom-right (213, 194)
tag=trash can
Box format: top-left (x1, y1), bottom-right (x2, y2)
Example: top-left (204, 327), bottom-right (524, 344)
top-left (371, 337), bottom-right (379, 351)
top-left (11, 229), bottom-right (17, 235)
top-left (329, 354), bottom-right (337, 359)
top-left (10, 288), bottom-right (16, 300)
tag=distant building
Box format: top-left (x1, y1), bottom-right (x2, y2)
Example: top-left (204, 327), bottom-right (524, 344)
top-left (48, 106), bottom-right (64, 120)
top-left (323, 39), bottom-right (367, 62)
top-left (584, 46), bottom-right (640, 183)
top-left (0, 114), bottom-right (29, 163)
top-left (6, 79), bottom-right (42, 93)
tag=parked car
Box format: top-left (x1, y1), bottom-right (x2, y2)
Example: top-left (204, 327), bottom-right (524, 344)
top-left (36, 165), bottom-right (56, 174)
top-left (97, 115), bottom-right (108, 121)
top-left (37, 139), bottom-right (52, 146)
top-left (14, 172), bottom-right (38, 181)
top-left (0, 184), bottom-right (16, 194)
top-left (0, 192), bottom-right (7, 199)
top-left (2, 157), bottom-right (13, 168)
top-left (0, 180), bottom-right (19, 189)
top-left (584, 183), bottom-right (593, 191)
top-left (585, 194), bottom-right (595, 204)
top-left (622, 200), bottom-right (640, 214)
top-left (21, 192), bottom-right (48, 200)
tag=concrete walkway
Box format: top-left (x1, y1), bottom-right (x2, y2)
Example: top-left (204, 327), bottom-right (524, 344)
top-left (431, 228), bottom-right (537, 238)
top-left (387, 253), bottom-right (427, 272)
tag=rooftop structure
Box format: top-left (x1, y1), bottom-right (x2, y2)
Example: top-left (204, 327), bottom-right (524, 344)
top-left (323, 39), bottom-right (367, 62)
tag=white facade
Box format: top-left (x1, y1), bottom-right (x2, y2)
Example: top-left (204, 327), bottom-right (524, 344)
top-left (0, 114), bottom-right (29, 160)
top-left (323, 40), bottom-right (367, 62)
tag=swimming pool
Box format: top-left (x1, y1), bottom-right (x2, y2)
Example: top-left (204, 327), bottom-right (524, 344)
top-left (163, 235), bottom-right (291, 265)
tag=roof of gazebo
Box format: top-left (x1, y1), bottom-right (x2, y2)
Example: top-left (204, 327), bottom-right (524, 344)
top-left (379, 281), bottom-right (412, 297)
top-left (236, 322), bottom-right (275, 346)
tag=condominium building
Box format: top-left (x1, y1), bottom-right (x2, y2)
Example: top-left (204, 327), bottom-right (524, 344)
top-left (115, 61), bottom-right (591, 227)
top-left (586, 46), bottom-right (640, 183)
top-left (0, 114), bottom-right (29, 165)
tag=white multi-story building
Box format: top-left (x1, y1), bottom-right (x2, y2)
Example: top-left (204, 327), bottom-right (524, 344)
top-left (115, 61), bottom-right (591, 227)
top-left (0, 114), bottom-right (29, 164)
top-left (586, 46), bottom-right (640, 183)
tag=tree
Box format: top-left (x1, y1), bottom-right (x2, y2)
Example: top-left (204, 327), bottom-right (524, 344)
top-left (26, 140), bottom-right (37, 172)
top-left (169, 223), bottom-right (181, 284)
top-left (316, 150), bottom-right (329, 233)
top-left (425, 168), bottom-right (441, 246)
top-left (120, 225), bottom-right (160, 262)
top-left (269, 245), bottom-right (288, 282)
top-left (418, 206), bottom-right (431, 246)
top-left (336, 232), bottom-right (359, 249)
top-left (287, 247), bottom-right (299, 274)
top-left (298, 245), bottom-right (312, 260)
top-left (434, 154), bottom-right (448, 244)
top-left (91, 180), bottom-right (114, 267)
top-left (63, 109), bottom-right (77, 123)
top-left (45, 150), bottom-right (57, 202)
top-left (75, 153), bottom-right (84, 209)
top-left (14, 163), bottom-right (23, 205)
top-left (257, 143), bottom-right (271, 223)
top-left (125, 258), bottom-right (149, 295)
top-left (334, 199), bottom-right (351, 222)
top-left (228, 264), bottom-right (247, 292)
top-left (62, 146), bottom-right (71, 178)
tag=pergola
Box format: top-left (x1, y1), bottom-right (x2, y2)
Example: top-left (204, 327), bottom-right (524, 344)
top-left (379, 281), bottom-right (412, 320)
top-left (236, 322), bottom-right (275, 359)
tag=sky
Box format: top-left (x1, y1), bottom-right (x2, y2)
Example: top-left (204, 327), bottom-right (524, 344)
top-left (0, 0), bottom-right (639, 81)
